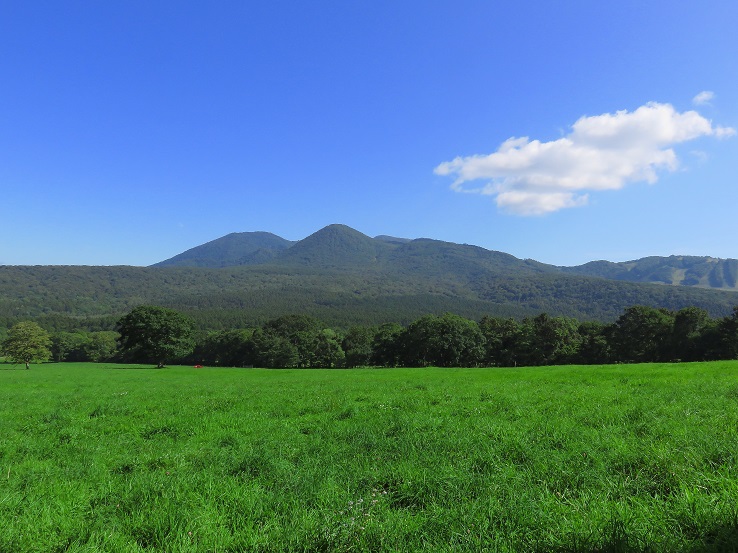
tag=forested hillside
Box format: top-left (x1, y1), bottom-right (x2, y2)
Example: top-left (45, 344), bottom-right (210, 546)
top-left (152, 231), bottom-right (294, 268)
top-left (562, 255), bottom-right (738, 290)
top-left (156, 224), bottom-right (738, 291)
top-left (2, 225), bottom-right (737, 334)
top-left (1, 264), bottom-right (737, 334)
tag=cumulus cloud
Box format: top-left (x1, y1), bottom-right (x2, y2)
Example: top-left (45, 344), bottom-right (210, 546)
top-left (435, 102), bottom-right (735, 215)
top-left (693, 90), bottom-right (714, 105)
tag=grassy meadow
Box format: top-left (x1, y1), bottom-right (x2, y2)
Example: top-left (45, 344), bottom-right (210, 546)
top-left (1, 362), bottom-right (738, 552)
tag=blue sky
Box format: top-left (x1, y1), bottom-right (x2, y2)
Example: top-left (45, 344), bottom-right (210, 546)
top-left (2, 1), bottom-right (736, 266)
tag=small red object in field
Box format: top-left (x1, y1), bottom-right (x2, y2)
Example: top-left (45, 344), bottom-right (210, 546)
top-left (194, 364), bottom-right (203, 368)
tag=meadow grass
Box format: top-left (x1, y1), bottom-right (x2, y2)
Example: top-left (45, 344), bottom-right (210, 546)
top-left (1, 361), bottom-right (738, 552)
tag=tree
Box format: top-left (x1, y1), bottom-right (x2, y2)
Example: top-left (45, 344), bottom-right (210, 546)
top-left (342, 326), bottom-right (375, 367)
top-left (716, 306), bottom-right (738, 360)
top-left (517, 313), bottom-right (582, 366)
top-left (192, 329), bottom-right (255, 367)
top-left (479, 316), bottom-right (522, 367)
top-left (400, 313), bottom-right (485, 367)
top-left (85, 331), bottom-right (119, 362)
top-left (371, 323), bottom-right (404, 367)
top-left (251, 328), bottom-right (299, 368)
top-left (307, 328), bottom-right (345, 368)
top-left (1, 321), bottom-right (52, 369)
top-left (607, 305), bottom-right (674, 363)
top-left (117, 306), bottom-right (195, 367)
top-left (263, 314), bottom-right (323, 340)
top-left (50, 331), bottom-right (90, 362)
top-left (574, 321), bottom-right (611, 365)
top-left (671, 307), bottom-right (712, 362)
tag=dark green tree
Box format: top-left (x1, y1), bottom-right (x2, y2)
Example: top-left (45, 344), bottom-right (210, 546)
top-left (716, 306), bottom-right (738, 360)
top-left (342, 326), bottom-right (375, 367)
top-left (307, 329), bottom-right (345, 368)
top-left (50, 331), bottom-right (90, 362)
top-left (518, 313), bottom-right (582, 366)
top-left (401, 313), bottom-right (485, 367)
top-left (1, 321), bottom-right (52, 369)
top-left (574, 321), bottom-right (611, 365)
top-left (251, 328), bottom-right (299, 368)
top-left (263, 314), bottom-right (323, 340)
top-left (479, 316), bottom-right (522, 367)
top-left (263, 314), bottom-right (327, 367)
top-left (117, 306), bottom-right (195, 367)
top-left (85, 331), bottom-right (119, 362)
top-left (193, 329), bottom-right (255, 366)
top-left (371, 323), bottom-right (404, 367)
top-left (607, 305), bottom-right (674, 363)
top-left (671, 307), bottom-right (712, 361)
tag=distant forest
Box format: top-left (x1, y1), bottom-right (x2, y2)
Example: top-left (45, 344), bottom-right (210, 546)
top-left (2, 264), bottom-right (738, 338)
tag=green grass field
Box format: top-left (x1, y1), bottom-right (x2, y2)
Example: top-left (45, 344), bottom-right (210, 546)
top-left (1, 362), bottom-right (738, 552)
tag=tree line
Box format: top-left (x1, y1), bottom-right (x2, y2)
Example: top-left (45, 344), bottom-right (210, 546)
top-left (5, 304), bottom-right (738, 368)
top-left (185, 305), bottom-right (738, 368)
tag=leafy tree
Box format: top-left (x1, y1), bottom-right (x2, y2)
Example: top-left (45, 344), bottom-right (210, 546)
top-left (117, 306), bottom-right (195, 366)
top-left (50, 331), bottom-right (90, 362)
top-left (263, 314), bottom-right (327, 367)
top-left (263, 314), bottom-right (323, 340)
top-left (260, 314), bottom-right (347, 367)
top-left (251, 328), bottom-right (299, 368)
top-left (607, 305), bottom-right (674, 363)
top-left (371, 323), bottom-right (404, 367)
top-left (401, 313), bottom-right (485, 367)
top-left (671, 307), bottom-right (711, 361)
top-left (1, 321), bottom-right (52, 369)
top-left (517, 313), bottom-right (582, 366)
top-left (342, 326), bottom-right (375, 367)
top-left (85, 331), bottom-right (119, 362)
top-left (307, 329), bottom-right (345, 368)
top-left (479, 316), bottom-right (522, 366)
top-left (574, 321), bottom-right (611, 365)
top-left (192, 329), bottom-right (255, 367)
top-left (716, 306), bottom-right (738, 360)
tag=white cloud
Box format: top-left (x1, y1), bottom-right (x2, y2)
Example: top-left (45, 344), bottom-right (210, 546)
top-left (693, 91), bottom-right (714, 105)
top-left (435, 101), bottom-right (735, 215)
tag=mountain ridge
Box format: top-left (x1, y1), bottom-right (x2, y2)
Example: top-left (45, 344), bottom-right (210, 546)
top-left (153, 224), bottom-right (738, 291)
top-left (152, 231), bottom-right (294, 268)
top-left (1, 224), bottom-right (736, 332)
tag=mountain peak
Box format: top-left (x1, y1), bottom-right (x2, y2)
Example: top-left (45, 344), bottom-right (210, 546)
top-left (273, 224), bottom-right (392, 268)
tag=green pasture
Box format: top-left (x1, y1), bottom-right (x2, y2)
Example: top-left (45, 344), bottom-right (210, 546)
top-left (1, 362), bottom-right (737, 552)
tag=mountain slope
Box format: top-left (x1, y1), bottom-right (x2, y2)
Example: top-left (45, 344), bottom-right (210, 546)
top-left (1, 264), bottom-right (737, 333)
top-left (562, 256), bottom-right (738, 291)
top-left (153, 232), bottom-right (294, 268)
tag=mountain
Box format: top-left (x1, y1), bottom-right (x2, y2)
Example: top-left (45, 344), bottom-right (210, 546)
top-left (562, 256), bottom-right (738, 291)
top-left (1, 224), bottom-right (737, 332)
top-left (153, 225), bottom-right (738, 293)
top-left (374, 235), bottom-right (412, 245)
top-left (272, 224), bottom-right (394, 268)
top-left (153, 232), bottom-right (294, 268)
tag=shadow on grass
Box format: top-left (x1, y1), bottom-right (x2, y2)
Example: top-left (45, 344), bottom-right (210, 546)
top-left (691, 521), bottom-right (738, 553)
top-left (539, 518), bottom-right (738, 553)
top-left (100, 364), bottom-right (166, 370)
